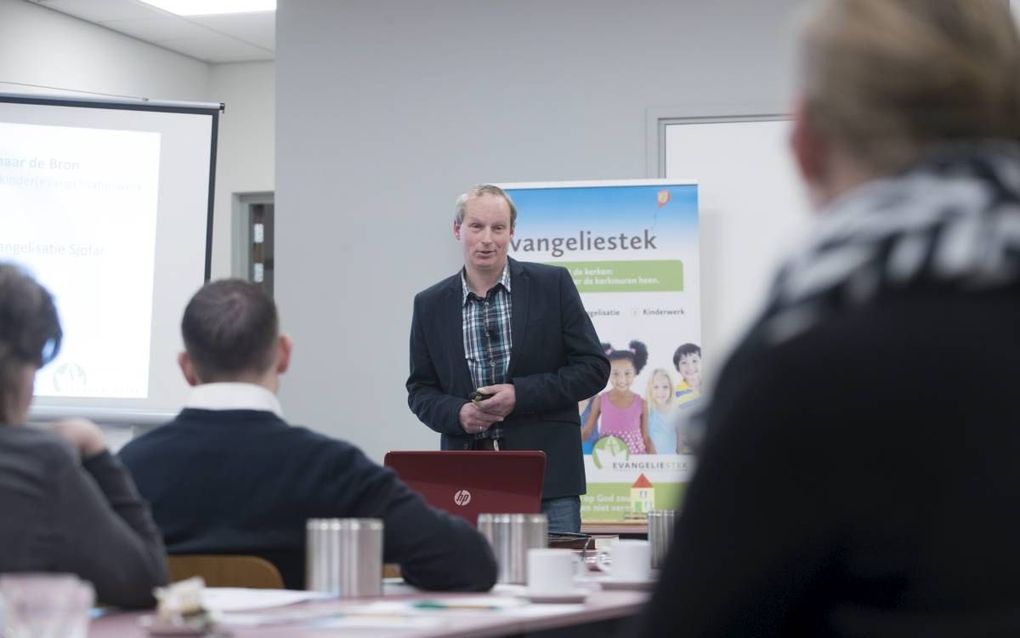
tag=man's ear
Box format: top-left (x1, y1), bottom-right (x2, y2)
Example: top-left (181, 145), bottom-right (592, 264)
top-left (790, 96), bottom-right (828, 187)
top-left (276, 334), bottom-right (293, 375)
top-left (178, 351), bottom-right (201, 387)
top-left (453, 221), bottom-right (462, 241)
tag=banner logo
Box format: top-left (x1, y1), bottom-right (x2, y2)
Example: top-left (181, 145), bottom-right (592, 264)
top-left (453, 490), bottom-right (472, 506)
top-left (591, 436), bottom-right (629, 470)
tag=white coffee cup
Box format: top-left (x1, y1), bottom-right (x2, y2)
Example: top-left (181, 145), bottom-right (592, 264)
top-left (527, 548), bottom-right (577, 595)
top-left (609, 539), bottom-right (651, 582)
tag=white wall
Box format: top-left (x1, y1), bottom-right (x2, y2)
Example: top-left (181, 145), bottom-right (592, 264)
top-left (0, 0), bottom-right (209, 102)
top-left (0, 0), bottom-right (275, 281)
top-left (208, 61), bottom-right (275, 278)
top-left (276, 0), bottom-right (805, 462)
top-left (664, 119), bottom-right (812, 381)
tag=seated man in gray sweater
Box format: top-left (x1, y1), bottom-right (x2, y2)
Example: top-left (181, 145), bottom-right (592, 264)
top-left (120, 279), bottom-right (497, 591)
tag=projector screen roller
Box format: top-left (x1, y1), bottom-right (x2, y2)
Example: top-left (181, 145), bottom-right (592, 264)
top-left (0, 93), bottom-right (219, 424)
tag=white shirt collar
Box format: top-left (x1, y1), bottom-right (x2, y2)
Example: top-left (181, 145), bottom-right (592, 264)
top-left (184, 382), bottom-right (284, 418)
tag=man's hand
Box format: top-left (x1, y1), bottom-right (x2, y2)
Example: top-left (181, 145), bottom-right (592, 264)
top-left (459, 402), bottom-right (503, 435)
top-left (475, 383), bottom-right (515, 417)
top-left (50, 418), bottom-right (107, 459)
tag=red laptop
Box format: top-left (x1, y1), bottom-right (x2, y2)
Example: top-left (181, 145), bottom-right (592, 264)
top-left (384, 451), bottom-right (546, 526)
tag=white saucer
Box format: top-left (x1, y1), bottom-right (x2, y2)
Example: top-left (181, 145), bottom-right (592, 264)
top-left (598, 578), bottom-right (655, 591)
top-left (139, 618), bottom-right (210, 636)
top-left (524, 589), bottom-right (589, 604)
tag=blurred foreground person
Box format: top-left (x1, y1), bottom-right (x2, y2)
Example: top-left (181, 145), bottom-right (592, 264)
top-left (641, 1), bottom-right (1020, 635)
top-left (0, 263), bottom-right (166, 608)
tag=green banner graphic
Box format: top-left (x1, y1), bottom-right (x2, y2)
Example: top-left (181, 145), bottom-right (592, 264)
top-left (557, 260), bottom-right (684, 293)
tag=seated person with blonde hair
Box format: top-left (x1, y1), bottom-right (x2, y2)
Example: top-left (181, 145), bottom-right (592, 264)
top-left (642, 0), bottom-right (1020, 634)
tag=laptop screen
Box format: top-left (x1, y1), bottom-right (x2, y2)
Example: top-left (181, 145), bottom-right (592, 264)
top-left (384, 451), bottom-right (546, 526)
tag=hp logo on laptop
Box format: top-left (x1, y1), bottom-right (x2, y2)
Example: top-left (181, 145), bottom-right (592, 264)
top-left (453, 490), bottom-right (472, 507)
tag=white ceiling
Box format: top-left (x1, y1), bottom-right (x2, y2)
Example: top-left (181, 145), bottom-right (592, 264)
top-left (28, 0), bottom-right (274, 64)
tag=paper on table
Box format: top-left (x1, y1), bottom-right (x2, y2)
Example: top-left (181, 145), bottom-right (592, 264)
top-left (201, 588), bottom-right (333, 612)
top-left (507, 604), bottom-right (589, 616)
top-left (491, 583), bottom-right (528, 596)
top-left (358, 596), bottom-right (528, 614)
top-left (222, 608), bottom-right (343, 627)
top-left (313, 616), bottom-right (443, 629)
top-left (221, 605), bottom-right (443, 629)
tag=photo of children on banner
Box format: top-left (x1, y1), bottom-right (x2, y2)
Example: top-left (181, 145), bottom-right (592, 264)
top-left (578, 396), bottom-right (599, 454)
top-left (673, 343), bottom-right (702, 404)
top-left (672, 342), bottom-right (704, 454)
top-left (645, 368), bottom-right (679, 454)
top-left (580, 341), bottom-right (654, 454)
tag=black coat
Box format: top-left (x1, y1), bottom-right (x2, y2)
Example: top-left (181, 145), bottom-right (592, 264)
top-left (640, 288), bottom-right (1020, 636)
top-left (406, 257), bottom-right (609, 499)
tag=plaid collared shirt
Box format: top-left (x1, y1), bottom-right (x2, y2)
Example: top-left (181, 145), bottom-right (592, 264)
top-left (462, 265), bottom-right (512, 441)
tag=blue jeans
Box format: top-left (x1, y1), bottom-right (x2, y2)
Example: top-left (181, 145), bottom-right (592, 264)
top-left (541, 495), bottom-right (581, 533)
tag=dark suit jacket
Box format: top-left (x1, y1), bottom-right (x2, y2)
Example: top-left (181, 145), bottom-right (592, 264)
top-left (407, 257), bottom-right (609, 499)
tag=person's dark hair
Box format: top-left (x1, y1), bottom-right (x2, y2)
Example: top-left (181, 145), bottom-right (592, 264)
top-left (602, 340), bottom-right (649, 375)
top-left (0, 263), bottom-right (62, 424)
top-left (672, 343), bottom-right (701, 370)
top-left (181, 279), bottom-right (279, 381)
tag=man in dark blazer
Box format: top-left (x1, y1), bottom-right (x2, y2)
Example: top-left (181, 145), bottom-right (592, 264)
top-left (407, 184), bottom-right (609, 533)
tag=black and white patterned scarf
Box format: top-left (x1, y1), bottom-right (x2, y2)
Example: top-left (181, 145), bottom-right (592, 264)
top-left (758, 143), bottom-right (1020, 348)
top-left (687, 144), bottom-right (1020, 453)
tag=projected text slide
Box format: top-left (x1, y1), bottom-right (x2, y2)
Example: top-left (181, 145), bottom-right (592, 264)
top-left (0, 122), bottom-right (161, 399)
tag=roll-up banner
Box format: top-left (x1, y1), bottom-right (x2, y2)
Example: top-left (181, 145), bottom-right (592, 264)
top-left (503, 180), bottom-right (701, 523)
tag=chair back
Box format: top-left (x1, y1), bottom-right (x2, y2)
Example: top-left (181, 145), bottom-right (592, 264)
top-left (167, 554), bottom-right (284, 589)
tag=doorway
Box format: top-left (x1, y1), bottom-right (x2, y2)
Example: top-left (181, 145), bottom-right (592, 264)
top-left (232, 192), bottom-right (275, 296)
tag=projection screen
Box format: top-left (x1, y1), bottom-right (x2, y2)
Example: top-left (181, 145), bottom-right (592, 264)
top-left (0, 93), bottom-right (219, 424)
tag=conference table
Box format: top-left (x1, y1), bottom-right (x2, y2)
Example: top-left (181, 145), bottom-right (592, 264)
top-left (90, 582), bottom-right (650, 637)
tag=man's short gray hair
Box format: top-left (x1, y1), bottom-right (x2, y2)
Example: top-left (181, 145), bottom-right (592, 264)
top-left (454, 184), bottom-right (518, 229)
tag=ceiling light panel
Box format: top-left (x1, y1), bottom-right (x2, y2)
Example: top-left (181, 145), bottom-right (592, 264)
top-left (136, 0), bottom-right (275, 16)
